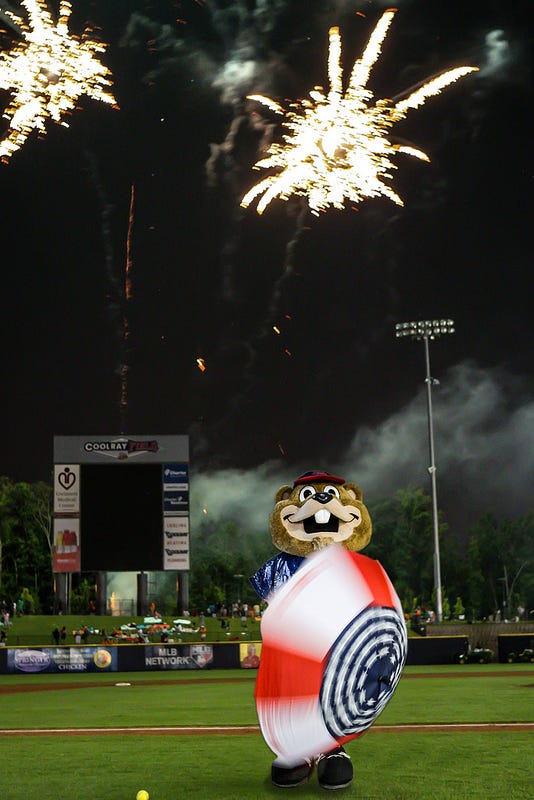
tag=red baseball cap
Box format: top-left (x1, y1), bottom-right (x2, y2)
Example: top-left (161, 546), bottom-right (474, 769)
top-left (293, 471), bottom-right (346, 487)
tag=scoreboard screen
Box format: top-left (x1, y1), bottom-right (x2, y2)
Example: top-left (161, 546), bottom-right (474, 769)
top-left (80, 463), bottom-right (163, 572)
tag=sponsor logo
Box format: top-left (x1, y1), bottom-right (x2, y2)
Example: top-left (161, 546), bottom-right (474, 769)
top-left (191, 644), bottom-right (213, 668)
top-left (163, 497), bottom-right (188, 511)
top-left (164, 518), bottom-right (189, 534)
top-left (94, 649), bottom-right (113, 669)
top-left (13, 650), bottom-right (50, 673)
top-left (163, 467), bottom-right (188, 479)
top-left (83, 438), bottom-right (159, 458)
top-left (57, 467), bottom-right (76, 490)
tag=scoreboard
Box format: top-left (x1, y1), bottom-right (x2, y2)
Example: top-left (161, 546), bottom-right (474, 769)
top-left (53, 435), bottom-right (189, 573)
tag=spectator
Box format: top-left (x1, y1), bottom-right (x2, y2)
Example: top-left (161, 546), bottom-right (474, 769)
top-left (52, 626), bottom-right (60, 646)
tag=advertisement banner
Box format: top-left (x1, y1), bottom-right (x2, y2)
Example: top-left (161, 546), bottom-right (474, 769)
top-left (240, 642), bottom-right (262, 669)
top-left (6, 646), bottom-right (117, 674)
top-left (54, 464), bottom-right (80, 513)
top-left (162, 463), bottom-right (189, 492)
top-left (53, 518), bottom-right (81, 572)
top-left (162, 462), bottom-right (189, 522)
top-left (163, 493), bottom-right (189, 514)
top-left (54, 435), bottom-right (189, 464)
top-left (163, 516), bottom-right (190, 570)
top-left (144, 644), bottom-right (213, 670)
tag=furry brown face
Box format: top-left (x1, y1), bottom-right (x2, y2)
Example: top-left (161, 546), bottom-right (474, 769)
top-left (269, 480), bottom-right (372, 557)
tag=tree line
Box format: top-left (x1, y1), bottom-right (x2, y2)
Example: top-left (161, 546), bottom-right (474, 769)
top-left (0, 476), bottom-right (532, 620)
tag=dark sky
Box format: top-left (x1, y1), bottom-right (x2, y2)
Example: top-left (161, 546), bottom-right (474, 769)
top-left (0, 0), bottom-right (532, 536)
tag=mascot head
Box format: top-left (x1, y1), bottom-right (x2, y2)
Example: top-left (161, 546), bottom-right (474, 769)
top-left (269, 470), bottom-right (372, 557)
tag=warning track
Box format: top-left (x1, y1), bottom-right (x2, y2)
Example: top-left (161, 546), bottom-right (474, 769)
top-left (1, 722), bottom-right (532, 737)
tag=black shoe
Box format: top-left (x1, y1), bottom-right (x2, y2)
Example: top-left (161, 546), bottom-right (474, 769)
top-left (271, 758), bottom-right (314, 788)
top-left (317, 747), bottom-right (353, 790)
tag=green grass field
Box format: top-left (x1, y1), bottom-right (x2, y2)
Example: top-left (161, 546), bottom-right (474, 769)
top-left (1, 665), bottom-right (532, 800)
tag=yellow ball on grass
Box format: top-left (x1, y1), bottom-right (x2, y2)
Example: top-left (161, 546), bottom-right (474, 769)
top-left (136, 792), bottom-right (149, 800)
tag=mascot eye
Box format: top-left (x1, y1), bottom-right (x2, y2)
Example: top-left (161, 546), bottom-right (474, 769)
top-left (299, 486), bottom-right (315, 502)
top-left (324, 485), bottom-right (340, 499)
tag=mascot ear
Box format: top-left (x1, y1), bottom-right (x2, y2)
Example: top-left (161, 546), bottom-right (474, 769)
top-left (344, 482), bottom-right (363, 502)
top-left (275, 485), bottom-right (293, 503)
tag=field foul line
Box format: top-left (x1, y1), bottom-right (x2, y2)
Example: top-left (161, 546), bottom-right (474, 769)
top-left (0, 722), bottom-right (532, 737)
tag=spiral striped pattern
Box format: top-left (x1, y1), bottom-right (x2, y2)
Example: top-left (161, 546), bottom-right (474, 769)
top-left (320, 605), bottom-right (407, 738)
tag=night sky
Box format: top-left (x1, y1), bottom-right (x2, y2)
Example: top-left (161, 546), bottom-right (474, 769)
top-left (0, 0), bottom-right (532, 537)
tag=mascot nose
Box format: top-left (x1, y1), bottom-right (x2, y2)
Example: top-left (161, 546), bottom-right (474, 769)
top-left (313, 492), bottom-right (332, 504)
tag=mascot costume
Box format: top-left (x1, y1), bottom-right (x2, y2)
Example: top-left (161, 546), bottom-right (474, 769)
top-left (250, 471), bottom-right (407, 790)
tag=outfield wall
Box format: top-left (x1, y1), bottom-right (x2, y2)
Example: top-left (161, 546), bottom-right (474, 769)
top-left (497, 633), bottom-right (534, 662)
top-left (0, 635), bottom-right (468, 674)
top-left (430, 622), bottom-right (534, 655)
top-left (405, 635), bottom-right (467, 665)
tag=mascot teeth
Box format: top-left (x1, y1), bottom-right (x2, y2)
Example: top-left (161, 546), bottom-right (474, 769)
top-left (315, 509), bottom-right (331, 525)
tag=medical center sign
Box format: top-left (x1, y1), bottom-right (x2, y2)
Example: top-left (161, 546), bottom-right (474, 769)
top-left (53, 464), bottom-right (80, 572)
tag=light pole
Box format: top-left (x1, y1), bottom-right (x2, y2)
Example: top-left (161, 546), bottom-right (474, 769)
top-left (395, 319), bottom-right (455, 622)
top-left (233, 574), bottom-right (244, 605)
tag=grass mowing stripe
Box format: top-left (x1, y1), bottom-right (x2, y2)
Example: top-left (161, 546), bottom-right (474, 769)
top-left (2, 732), bottom-right (533, 800)
top-left (0, 670), bottom-right (532, 729)
top-left (0, 663), bottom-right (531, 687)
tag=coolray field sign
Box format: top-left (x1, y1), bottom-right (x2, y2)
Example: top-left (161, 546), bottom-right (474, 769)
top-left (53, 435), bottom-right (189, 572)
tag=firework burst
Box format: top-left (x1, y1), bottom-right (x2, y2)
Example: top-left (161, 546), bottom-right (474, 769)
top-left (0, 0), bottom-right (116, 162)
top-left (241, 9), bottom-right (478, 215)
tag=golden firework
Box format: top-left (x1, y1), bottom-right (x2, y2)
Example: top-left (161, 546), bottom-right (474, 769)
top-left (0, 0), bottom-right (116, 162)
top-left (241, 9), bottom-right (478, 215)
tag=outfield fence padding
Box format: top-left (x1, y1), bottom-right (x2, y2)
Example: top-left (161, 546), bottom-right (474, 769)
top-left (0, 635), bottom-right (471, 674)
top-left (405, 635), bottom-right (468, 665)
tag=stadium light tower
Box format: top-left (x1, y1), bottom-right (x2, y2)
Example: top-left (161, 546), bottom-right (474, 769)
top-left (395, 319), bottom-right (455, 622)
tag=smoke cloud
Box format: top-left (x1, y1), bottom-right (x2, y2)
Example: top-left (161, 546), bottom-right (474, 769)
top-left (190, 361), bottom-right (533, 538)
top-left (336, 362), bottom-right (533, 525)
top-left (479, 29), bottom-right (513, 79)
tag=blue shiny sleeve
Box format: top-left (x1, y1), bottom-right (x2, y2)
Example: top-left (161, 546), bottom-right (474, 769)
top-left (249, 553), bottom-right (305, 600)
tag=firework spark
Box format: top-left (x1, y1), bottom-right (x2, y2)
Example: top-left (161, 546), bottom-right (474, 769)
top-left (241, 9), bottom-right (478, 215)
top-left (0, 0), bottom-right (116, 162)
top-left (119, 183), bottom-right (135, 434)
